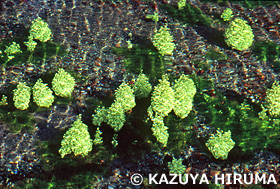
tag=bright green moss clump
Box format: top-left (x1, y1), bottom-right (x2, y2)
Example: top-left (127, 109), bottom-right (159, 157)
top-left (52, 68), bottom-right (75, 97)
top-left (114, 83), bottom-right (135, 112)
top-left (149, 113), bottom-right (169, 147)
top-left (178, 0), bottom-right (186, 10)
top-left (224, 18), bottom-right (254, 51)
top-left (29, 17), bottom-right (52, 43)
top-left (13, 82), bottom-right (31, 110)
top-left (24, 17), bottom-right (52, 52)
top-left (173, 74), bottom-right (196, 119)
top-left (221, 8), bottom-right (233, 22)
top-left (148, 75), bottom-right (173, 146)
top-left (4, 42), bottom-right (22, 61)
top-left (265, 82), bottom-right (280, 117)
top-left (33, 78), bottom-right (54, 108)
top-left (152, 25), bottom-right (176, 56)
top-left (148, 75), bottom-right (196, 147)
top-left (133, 73), bottom-right (152, 98)
top-left (24, 36), bottom-right (37, 52)
top-left (206, 130), bottom-right (235, 160)
top-left (168, 157), bottom-right (186, 175)
top-left (92, 106), bottom-right (108, 126)
top-left (146, 12), bottom-right (159, 23)
top-left (0, 95), bottom-right (8, 106)
top-left (93, 127), bottom-right (103, 145)
top-left (151, 75), bottom-right (175, 117)
top-left (59, 114), bottom-right (93, 158)
top-left (92, 82), bottom-right (135, 132)
top-left (106, 102), bottom-right (126, 132)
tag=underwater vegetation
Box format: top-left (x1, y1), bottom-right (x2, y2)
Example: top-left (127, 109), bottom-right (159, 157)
top-left (253, 41), bottom-right (280, 72)
top-left (168, 157), bottom-right (186, 176)
top-left (199, 0), bottom-right (280, 8)
top-left (160, 1), bottom-right (213, 26)
top-left (0, 17), bottom-right (67, 66)
top-left (59, 114), bottom-right (93, 158)
top-left (193, 77), bottom-right (280, 159)
top-left (152, 25), bottom-right (176, 56)
top-left (224, 18), bottom-right (254, 51)
top-left (52, 68), bottom-right (75, 98)
top-left (220, 8), bottom-right (233, 22)
top-left (33, 78), bottom-right (54, 108)
top-left (206, 130), bottom-right (235, 160)
top-left (12, 68), bottom-right (75, 110)
top-left (1, 1), bottom-right (280, 188)
top-left (13, 82), bottom-right (31, 110)
top-left (112, 43), bottom-right (168, 79)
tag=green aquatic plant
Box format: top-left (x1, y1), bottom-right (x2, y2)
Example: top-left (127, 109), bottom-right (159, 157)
top-left (33, 78), bottom-right (54, 108)
top-left (126, 40), bottom-right (133, 49)
top-left (148, 75), bottom-right (173, 146)
top-left (224, 18), bottom-right (254, 51)
top-left (106, 102), bottom-right (127, 132)
top-left (92, 82), bottom-right (135, 132)
top-left (29, 17), bottom-right (52, 42)
top-left (4, 42), bottom-right (22, 61)
top-left (59, 114), bottom-right (93, 158)
top-left (177, 0), bottom-right (186, 10)
top-left (265, 81), bottom-right (280, 117)
top-left (111, 133), bottom-right (119, 147)
top-left (13, 82), bottom-right (31, 110)
top-left (112, 44), bottom-right (166, 79)
top-left (105, 82), bottom-right (135, 132)
top-left (52, 68), bottom-right (75, 98)
top-left (168, 157), bottom-right (186, 174)
top-left (93, 127), bottom-right (103, 145)
top-left (0, 95), bottom-right (8, 106)
top-left (173, 74), bottom-right (196, 119)
top-left (152, 25), bottom-right (175, 56)
top-left (92, 106), bottom-right (108, 126)
top-left (114, 82), bottom-right (135, 112)
top-left (148, 74), bottom-right (196, 146)
top-left (24, 36), bottom-right (37, 52)
top-left (151, 114), bottom-right (169, 147)
top-left (221, 8), bottom-right (233, 22)
top-left (206, 129), bottom-right (235, 160)
top-left (133, 73), bottom-right (152, 98)
top-left (146, 12), bottom-right (159, 23)
top-left (160, 2), bottom-right (213, 26)
top-left (24, 17), bottom-right (52, 52)
top-left (252, 41), bottom-right (280, 71)
top-left (150, 75), bottom-right (174, 117)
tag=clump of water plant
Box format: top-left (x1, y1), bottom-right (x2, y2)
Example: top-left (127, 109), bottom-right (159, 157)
top-left (13, 82), bottom-right (31, 110)
top-left (25, 17), bottom-right (52, 52)
top-left (92, 82), bottom-right (136, 132)
top-left (221, 8), bottom-right (233, 22)
top-left (152, 25), bottom-right (175, 56)
top-left (52, 68), bottom-right (75, 98)
top-left (206, 129), bottom-right (235, 160)
top-left (133, 73), bottom-right (152, 98)
top-left (33, 78), bottom-right (54, 108)
top-left (59, 114), bottom-right (93, 158)
top-left (4, 42), bottom-right (22, 61)
top-left (148, 74), bottom-right (196, 146)
top-left (224, 18), bottom-right (254, 51)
